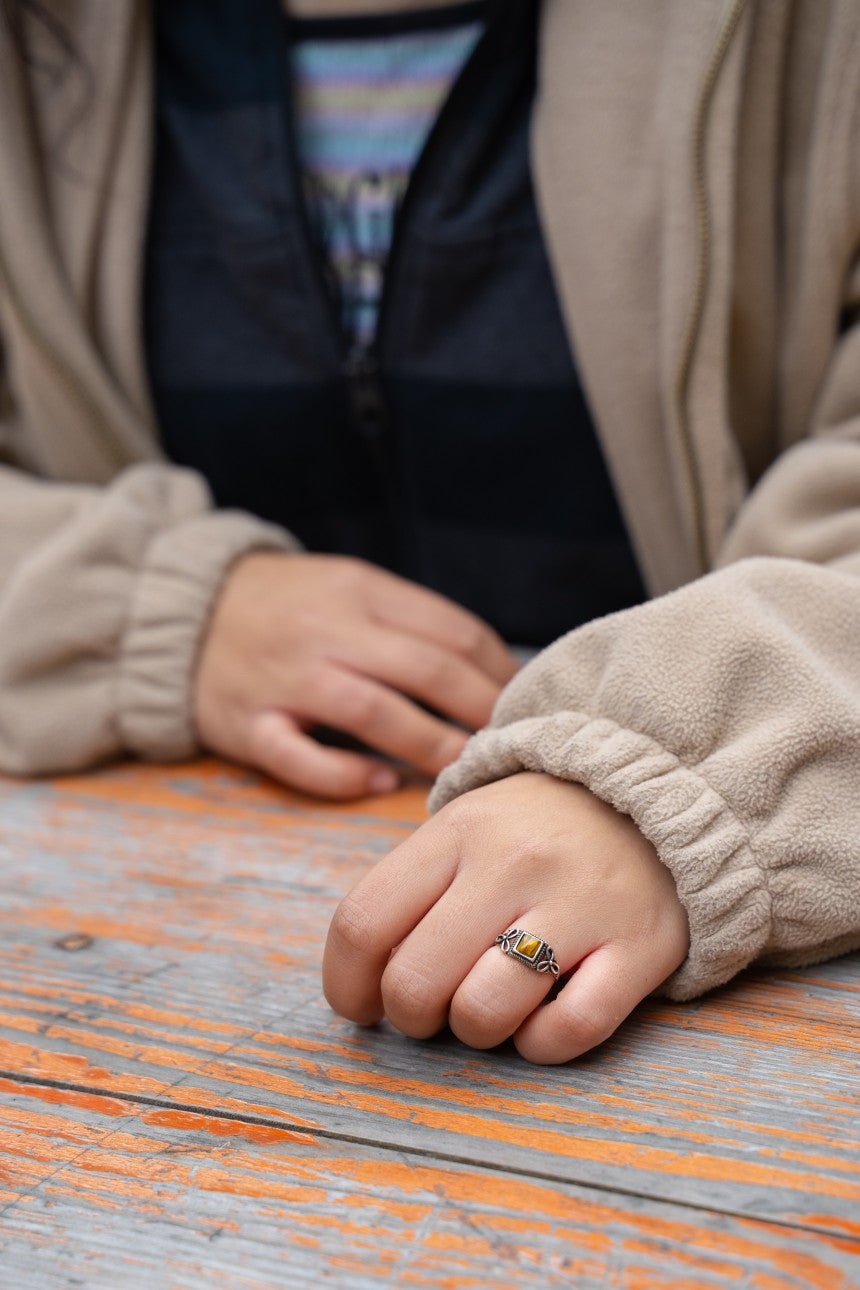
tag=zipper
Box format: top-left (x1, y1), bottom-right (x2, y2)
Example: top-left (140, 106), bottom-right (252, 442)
top-left (280, 27), bottom-right (393, 462)
top-left (673, 0), bottom-right (748, 574)
top-left (342, 343), bottom-right (388, 451)
top-left (282, 5), bottom-right (492, 461)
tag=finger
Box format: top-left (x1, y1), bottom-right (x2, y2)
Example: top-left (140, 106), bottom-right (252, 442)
top-left (513, 943), bottom-right (649, 1065)
top-left (379, 867), bottom-right (523, 1040)
top-left (341, 623), bottom-right (506, 730)
top-left (294, 665), bottom-right (468, 776)
top-left (323, 814), bottom-right (460, 1026)
top-left (449, 919), bottom-right (585, 1051)
top-left (367, 569), bottom-right (518, 686)
top-left (247, 711), bottom-right (399, 800)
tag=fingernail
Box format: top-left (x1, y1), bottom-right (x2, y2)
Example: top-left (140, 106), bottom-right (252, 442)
top-left (369, 768), bottom-right (400, 794)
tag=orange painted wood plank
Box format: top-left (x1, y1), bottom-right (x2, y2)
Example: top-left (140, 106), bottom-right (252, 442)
top-left (0, 1081), bottom-right (858, 1290)
top-left (0, 762), bottom-right (858, 1237)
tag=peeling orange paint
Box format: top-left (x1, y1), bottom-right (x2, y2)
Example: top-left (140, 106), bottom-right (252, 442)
top-left (141, 1109), bottom-right (305, 1147)
top-left (1, 760), bottom-right (858, 1289)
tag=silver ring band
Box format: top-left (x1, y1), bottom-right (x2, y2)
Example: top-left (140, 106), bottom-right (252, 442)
top-left (496, 927), bottom-right (560, 978)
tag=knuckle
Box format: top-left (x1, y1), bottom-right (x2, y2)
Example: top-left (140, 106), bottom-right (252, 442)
top-left (317, 670), bottom-right (381, 730)
top-left (449, 982), bottom-right (511, 1045)
top-left (440, 793), bottom-right (489, 841)
top-left (247, 715), bottom-right (283, 765)
top-left (433, 794), bottom-right (493, 864)
top-left (276, 660), bottom-right (328, 723)
top-left (339, 683), bottom-right (383, 731)
top-left (381, 959), bottom-right (440, 1025)
top-left (451, 617), bottom-right (485, 659)
top-left (328, 896), bottom-right (378, 958)
top-left (556, 995), bottom-right (619, 1050)
top-left (332, 555), bottom-right (371, 593)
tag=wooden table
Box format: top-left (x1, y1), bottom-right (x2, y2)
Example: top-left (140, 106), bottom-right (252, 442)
top-left (0, 759), bottom-right (857, 1289)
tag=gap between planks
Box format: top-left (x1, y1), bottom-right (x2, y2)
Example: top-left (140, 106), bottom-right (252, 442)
top-left (1, 1064), bottom-right (852, 1248)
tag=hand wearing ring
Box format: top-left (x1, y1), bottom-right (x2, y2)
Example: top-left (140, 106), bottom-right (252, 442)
top-left (323, 773), bottom-right (689, 1065)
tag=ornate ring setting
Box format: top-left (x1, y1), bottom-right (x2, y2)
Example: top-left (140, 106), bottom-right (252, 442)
top-left (496, 927), bottom-right (560, 978)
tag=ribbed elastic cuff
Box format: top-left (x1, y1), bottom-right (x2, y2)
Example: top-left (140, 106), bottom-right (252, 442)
top-left (117, 510), bottom-right (298, 761)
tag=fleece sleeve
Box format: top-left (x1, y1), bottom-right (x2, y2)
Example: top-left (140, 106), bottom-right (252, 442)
top-left (429, 557), bottom-right (860, 1000)
top-left (0, 461), bottom-right (298, 774)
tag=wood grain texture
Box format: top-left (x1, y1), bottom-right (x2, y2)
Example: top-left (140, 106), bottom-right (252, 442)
top-left (1, 1080), bottom-right (859, 1290)
top-left (0, 761), bottom-right (858, 1257)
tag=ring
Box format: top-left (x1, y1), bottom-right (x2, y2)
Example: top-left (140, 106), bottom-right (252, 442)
top-left (496, 927), bottom-right (560, 978)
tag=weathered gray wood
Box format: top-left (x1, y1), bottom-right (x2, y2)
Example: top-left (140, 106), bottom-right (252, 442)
top-left (0, 763), bottom-right (858, 1239)
top-left (1, 1080), bottom-right (858, 1290)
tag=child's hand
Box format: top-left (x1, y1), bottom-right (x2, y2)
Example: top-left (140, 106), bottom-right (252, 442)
top-left (323, 772), bottom-right (689, 1064)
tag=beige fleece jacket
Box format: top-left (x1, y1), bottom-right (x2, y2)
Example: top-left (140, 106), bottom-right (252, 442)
top-left (1, 0), bottom-right (859, 997)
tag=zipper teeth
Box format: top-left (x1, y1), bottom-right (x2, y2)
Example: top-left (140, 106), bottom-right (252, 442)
top-left (674, 0), bottom-right (748, 574)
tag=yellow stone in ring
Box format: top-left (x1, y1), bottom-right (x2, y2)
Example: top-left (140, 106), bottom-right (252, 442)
top-left (515, 933), bottom-right (542, 960)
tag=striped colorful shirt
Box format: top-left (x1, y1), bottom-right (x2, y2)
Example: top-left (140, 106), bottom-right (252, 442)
top-left (290, 6), bottom-right (485, 350)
